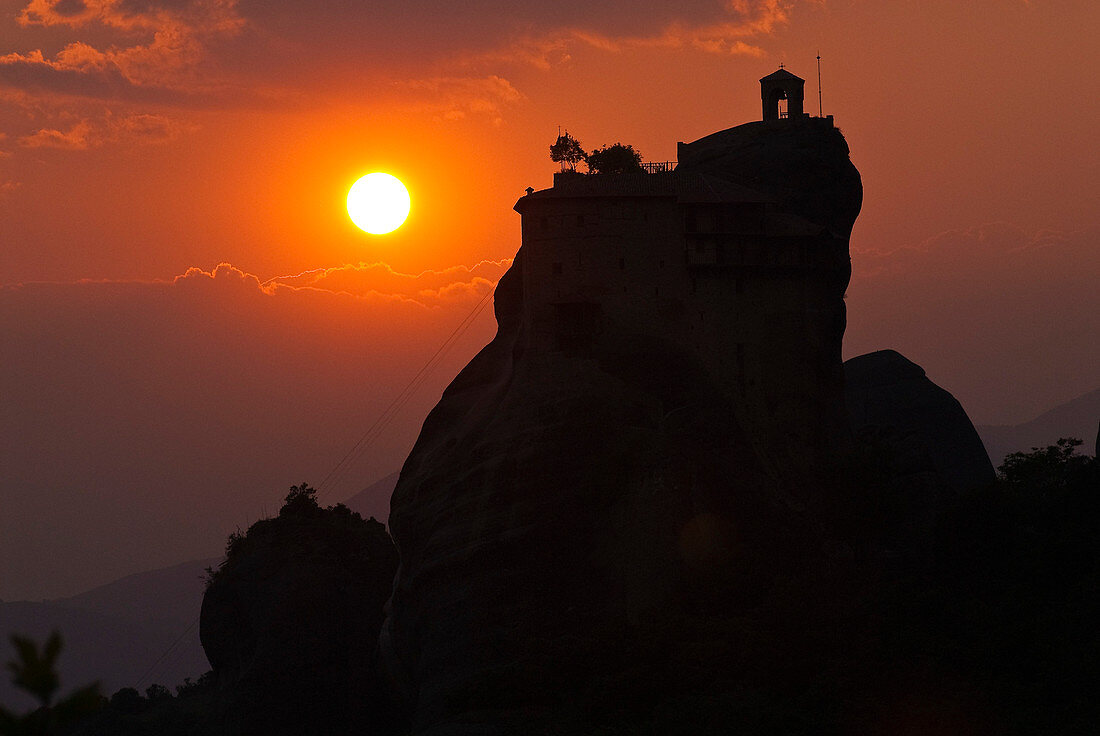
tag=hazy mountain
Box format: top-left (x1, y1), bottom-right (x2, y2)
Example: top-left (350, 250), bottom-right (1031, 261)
top-left (0, 558), bottom-right (217, 709)
top-left (0, 475), bottom-right (399, 712)
top-left (343, 471), bottom-right (399, 523)
top-left (977, 388), bottom-right (1100, 467)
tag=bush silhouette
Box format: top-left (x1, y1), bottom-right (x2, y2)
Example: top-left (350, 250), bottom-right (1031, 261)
top-left (997, 437), bottom-right (1093, 493)
top-left (586, 143), bottom-right (643, 174)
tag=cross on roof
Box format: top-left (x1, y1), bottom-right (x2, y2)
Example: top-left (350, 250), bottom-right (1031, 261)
top-left (779, 63), bottom-right (785, 69)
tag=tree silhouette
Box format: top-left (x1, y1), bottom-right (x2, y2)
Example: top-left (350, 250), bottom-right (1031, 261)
top-left (585, 143), bottom-right (643, 175)
top-left (997, 437), bottom-right (1092, 492)
top-left (281, 482), bottom-right (320, 516)
top-left (549, 131), bottom-right (585, 172)
top-left (0, 632), bottom-right (101, 735)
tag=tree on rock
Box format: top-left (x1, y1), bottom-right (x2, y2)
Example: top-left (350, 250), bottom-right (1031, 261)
top-left (586, 143), bottom-right (643, 175)
top-left (200, 483), bottom-right (401, 735)
top-left (549, 131), bottom-right (585, 172)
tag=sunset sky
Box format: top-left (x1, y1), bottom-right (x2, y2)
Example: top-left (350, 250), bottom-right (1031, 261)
top-left (2, 0), bottom-right (1097, 600)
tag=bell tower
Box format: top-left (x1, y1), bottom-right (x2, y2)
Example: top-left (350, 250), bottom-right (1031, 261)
top-left (760, 67), bottom-right (806, 122)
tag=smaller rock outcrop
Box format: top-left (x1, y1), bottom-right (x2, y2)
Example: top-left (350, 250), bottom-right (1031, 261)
top-left (200, 485), bottom-right (398, 736)
top-left (845, 349), bottom-right (994, 496)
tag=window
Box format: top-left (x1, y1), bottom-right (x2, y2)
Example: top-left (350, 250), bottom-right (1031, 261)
top-left (540, 216), bottom-right (548, 229)
top-left (618, 258), bottom-right (625, 270)
top-left (576, 215), bottom-right (585, 226)
top-left (552, 262), bottom-right (563, 275)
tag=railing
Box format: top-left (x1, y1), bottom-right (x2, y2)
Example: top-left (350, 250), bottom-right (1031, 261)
top-left (641, 161), bottom-right (676, 174)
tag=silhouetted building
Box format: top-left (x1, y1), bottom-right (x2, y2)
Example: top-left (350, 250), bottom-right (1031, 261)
top-left (514, 69), bottom-right (860, 491)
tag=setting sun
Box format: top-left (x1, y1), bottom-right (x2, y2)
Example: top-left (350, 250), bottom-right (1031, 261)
top-left (347, 173), bottom-right (411, 235)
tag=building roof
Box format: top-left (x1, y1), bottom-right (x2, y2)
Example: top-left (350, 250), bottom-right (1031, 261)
top-left (760, 68), bottom-right (804, 83)
top-left (515, 171), bottom-right (771, 212)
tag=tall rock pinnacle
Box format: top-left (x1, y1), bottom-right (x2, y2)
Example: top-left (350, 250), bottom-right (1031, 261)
top-left (381, 104), bottom-right (863, 733)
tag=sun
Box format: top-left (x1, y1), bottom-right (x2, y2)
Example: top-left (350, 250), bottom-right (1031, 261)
top-left (347, 173), bottom-right (411, 235)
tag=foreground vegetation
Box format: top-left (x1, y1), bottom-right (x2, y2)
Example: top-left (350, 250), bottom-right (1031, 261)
top-left (2, 441), bottom-right (1096, 734)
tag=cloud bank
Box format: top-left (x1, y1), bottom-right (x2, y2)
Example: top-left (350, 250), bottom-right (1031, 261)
top-left (0, 0), bottom-right (804, 143)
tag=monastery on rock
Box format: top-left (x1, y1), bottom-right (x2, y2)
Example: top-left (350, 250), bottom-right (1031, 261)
top-left (513, 68), bottom-right (859, 483)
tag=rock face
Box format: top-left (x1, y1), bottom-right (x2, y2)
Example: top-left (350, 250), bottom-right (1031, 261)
top-left (200, 493), bottom-right (397, 735)
top-left (845, 350), bottom-right (995, 496)
top-left (381, 118), bottom-right (864, 734)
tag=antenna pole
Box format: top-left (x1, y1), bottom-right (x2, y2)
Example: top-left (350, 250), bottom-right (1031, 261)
top-left (817, 53), bottom-right (823, 117)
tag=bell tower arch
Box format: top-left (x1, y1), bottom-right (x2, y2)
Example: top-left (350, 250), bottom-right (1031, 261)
top-left (760, 67), bottom-right (806, 122)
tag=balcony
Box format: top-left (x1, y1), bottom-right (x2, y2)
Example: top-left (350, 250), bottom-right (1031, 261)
top-left (641, 161), bottom-right (676, 174)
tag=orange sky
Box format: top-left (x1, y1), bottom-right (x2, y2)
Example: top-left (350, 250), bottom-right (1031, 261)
top-left (1, 0), bottom-right (1098, 599)
top-left (2, 0), bottom-right (1096, 280)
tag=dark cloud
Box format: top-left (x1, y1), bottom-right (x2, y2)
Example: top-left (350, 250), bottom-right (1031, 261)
top-left (0, 0), bottom-right (800, 149)
top-left (2, 0), bottom-right (795, 103)
top-left (229, 0), bottom-right (789, 74)
top-left (51, 0), bottom-right (87, 17)
top-left (0, 261), bottom-right (500, 600)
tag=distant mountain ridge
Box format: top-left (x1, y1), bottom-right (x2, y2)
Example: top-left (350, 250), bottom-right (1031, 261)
top-left (343, 470), bottom-right (399, 523)
top-left (0, 473), bottom-right (399, 710)
top-left (977, 388), bottom-right (1100, 467)
top-left (0, 558), bottom-right (217, 709)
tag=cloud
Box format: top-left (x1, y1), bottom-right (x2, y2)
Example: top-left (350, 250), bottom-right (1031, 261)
top-left (265, 260), bottom-right (511, 303)
top-left (19, 119), bottom-right (93, 148)
top-left (0, 0), bottom-right (805, 142)
top-left (17, 111), bottom-right (188, 148)
top-left (1, 0), bottom-right (244, 104)
top-left (0, 259), bottom-right (503, 600)
top-left (17, 0), bottom-right (243, 35)
top-left (394, 76), bottom-right (524, 124)
top-left (6, 0), bottom-right (798, 99)
top-left (473, 0), bottom-right (787, 68)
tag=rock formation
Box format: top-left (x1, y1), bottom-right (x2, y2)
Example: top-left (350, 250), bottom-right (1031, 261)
top-left (841, 349), bottom-right (995, 560)
top-left (381, 105), bottom-right (867, 732)
top-left (845, 349), bottom-right (994, 497)
top-left (200, 488), bottom-right (397, 735)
